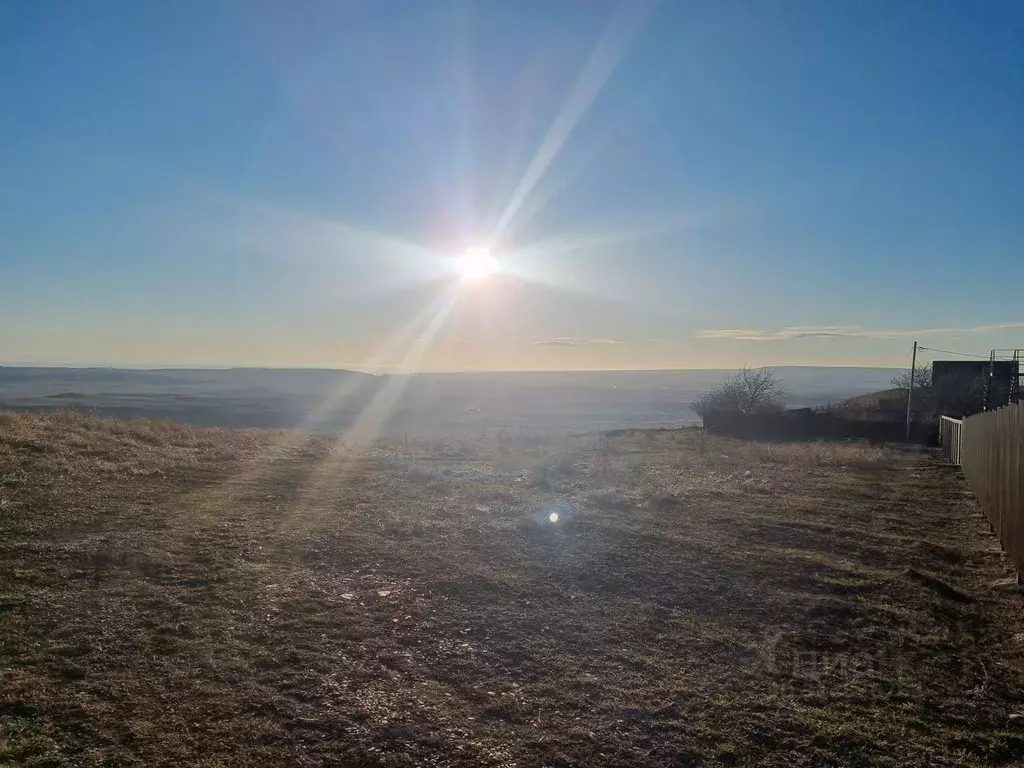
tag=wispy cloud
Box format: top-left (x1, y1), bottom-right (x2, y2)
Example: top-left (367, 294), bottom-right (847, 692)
top-left (534, 337), bottom-right (626, 346)
top-left (696, 323), bottom-right (1024, 341)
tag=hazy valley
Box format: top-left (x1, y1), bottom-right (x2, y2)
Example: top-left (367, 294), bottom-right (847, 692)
top-left (0, 366), bottom-right (899, 437)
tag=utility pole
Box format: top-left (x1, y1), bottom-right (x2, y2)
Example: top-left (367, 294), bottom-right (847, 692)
top-left (905, 341), bottom-right (917, 441)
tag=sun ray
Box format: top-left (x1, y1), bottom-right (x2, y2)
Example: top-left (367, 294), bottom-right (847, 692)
top-left (282, 288), bottom-right (460, 521)
top-left (447, 0), bottom-right (479, 240)
top-left (489, 212), bottom-right (700, 306)
top-left (209, 194), bottom-right (448, 293)
top-left (180, 289), bottom-right (458, 525)
top-left (491, 0), bottom-right (658, 244)
top-left (494, 85), bottom-right (662, 243)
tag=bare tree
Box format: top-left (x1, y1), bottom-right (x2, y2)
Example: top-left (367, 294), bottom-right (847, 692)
top-left (692, 365), bottom-right (786, 418)
top-left (890, 364), bottom-right (931, 393)
top-left (890, 363), bottom-right (933, 417)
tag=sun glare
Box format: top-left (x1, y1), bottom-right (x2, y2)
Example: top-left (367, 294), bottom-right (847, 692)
top-left (456, 248), bottom-right (499, 280)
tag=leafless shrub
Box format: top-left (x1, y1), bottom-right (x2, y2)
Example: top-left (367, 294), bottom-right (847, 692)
top-left (692, 365), bottom-right (786, 418)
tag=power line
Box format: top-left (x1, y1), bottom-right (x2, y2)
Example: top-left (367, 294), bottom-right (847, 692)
top-left (917, 345), bottom-right (990, 360)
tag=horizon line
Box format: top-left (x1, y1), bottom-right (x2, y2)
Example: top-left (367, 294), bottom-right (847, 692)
top-left (0, 362), bottom-right (907, 374)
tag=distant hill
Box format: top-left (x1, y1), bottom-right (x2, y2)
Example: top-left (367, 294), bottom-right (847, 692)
top-left (0, 366), bottom-right (375, 397)
top-left (834, 388), bottom-right (905, 410)
top-left (0, 365), bottom-right (901, 436)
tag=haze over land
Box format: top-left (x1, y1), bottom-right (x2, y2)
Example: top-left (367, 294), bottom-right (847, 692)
top-left (0, 366), bottom-right (897, 436)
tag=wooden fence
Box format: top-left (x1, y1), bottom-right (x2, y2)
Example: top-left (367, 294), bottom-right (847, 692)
top-left (939, 416), bottom-right (963, 465)
top-left (940, 404), bottom-right (1024, 578)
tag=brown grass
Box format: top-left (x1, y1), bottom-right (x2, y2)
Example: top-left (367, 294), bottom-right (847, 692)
top-left (1, 412), bottom-right (1023, 767)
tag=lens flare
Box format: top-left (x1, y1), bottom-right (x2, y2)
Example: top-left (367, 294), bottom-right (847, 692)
top-left (456, 248), bottom-right (498, 279)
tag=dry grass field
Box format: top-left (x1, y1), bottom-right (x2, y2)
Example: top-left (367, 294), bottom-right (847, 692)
top-left (1, 412), bottom-right (1023, 767)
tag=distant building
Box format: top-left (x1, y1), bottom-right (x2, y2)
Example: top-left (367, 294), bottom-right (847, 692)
top-left (932, 360), bottom-right (1018, 414)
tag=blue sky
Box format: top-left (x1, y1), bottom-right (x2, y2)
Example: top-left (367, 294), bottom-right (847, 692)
top-left (2, 0), bottom-right (1022, 371)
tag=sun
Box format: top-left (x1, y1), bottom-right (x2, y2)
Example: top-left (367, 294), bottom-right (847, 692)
top-left (456, 247), bottom-right (499, 280)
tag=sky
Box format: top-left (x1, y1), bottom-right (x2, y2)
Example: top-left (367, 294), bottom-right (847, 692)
top-left (1, 0), bottom-right (1023, 372)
